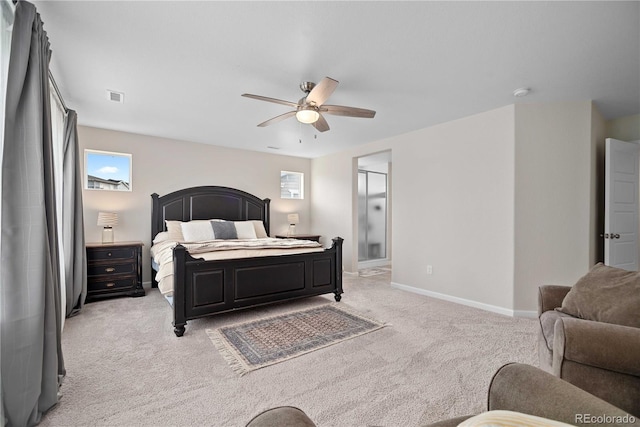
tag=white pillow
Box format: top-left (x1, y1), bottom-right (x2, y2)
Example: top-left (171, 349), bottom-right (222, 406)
top-left (458, 410), bottom-right (574, 427)
top-left (152, 231), bottom-right (170, 244)
top-left (180, 221), bottom-right (215, 242)
top-left (234, 221), bottom-right (257, 239)
top-left (165, 220), bottom-right (185, 242)
top-left (252, 220), bottom-right (268, 238)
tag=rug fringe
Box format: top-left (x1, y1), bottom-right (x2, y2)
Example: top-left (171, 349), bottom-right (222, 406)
top-left (206, 329), bottom-right (250, 376)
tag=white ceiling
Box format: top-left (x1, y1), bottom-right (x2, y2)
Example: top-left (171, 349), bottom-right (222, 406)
top-left (33, 1), bottom-right (640, 159)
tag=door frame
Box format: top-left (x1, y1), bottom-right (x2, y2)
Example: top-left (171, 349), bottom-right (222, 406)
top-left (604, 138), bottom-right (640, 271)
top-left (353, 151), bottom-right (392, 271)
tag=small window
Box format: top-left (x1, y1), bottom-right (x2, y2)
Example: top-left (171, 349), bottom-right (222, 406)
top-left (84, 149), bottom-right (132, 192)
top-left (281, 171), bottom-right (304, 199)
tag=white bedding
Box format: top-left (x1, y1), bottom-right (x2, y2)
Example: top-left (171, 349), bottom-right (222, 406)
top-left (150, 238), bottom-right (324, 296)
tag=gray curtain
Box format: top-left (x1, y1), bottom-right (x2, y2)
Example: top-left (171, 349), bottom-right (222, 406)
top-left (62, 110), bottom-right (86, 317)
top-left (1, 2), bottom-right (65, 426)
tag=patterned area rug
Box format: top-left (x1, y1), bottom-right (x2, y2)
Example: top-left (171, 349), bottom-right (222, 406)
top-left (207, 304), bottom-right (386, 376)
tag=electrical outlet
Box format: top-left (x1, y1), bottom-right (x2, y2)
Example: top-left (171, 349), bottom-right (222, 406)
top-left (426, 265), bottom-right (433, 275)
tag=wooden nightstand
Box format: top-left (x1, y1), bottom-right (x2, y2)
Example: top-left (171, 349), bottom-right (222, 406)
top-left (275, 234), bottom-right (321, 242)
top-left (86, 241), bottom-right (145, 301)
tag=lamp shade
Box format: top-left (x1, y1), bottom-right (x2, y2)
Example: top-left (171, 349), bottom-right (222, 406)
top-left (287, 213), bottom-right (299, 225)
top-left (97, 212), bottom-right (118, 227)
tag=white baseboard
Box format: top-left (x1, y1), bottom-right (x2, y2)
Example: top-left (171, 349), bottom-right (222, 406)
top-left (513, 310), bottom-right (538, 318)
top-left (390, 281), bottom-right (536, 318)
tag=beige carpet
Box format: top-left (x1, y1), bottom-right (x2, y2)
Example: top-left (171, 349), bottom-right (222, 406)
top-left (40, 271), bottom-right (537, 427)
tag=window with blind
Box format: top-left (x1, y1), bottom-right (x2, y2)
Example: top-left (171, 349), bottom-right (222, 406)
top-left (280, 171), bottom-right (304, 199)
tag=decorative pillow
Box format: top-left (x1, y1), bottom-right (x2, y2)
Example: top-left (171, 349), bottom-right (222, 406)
top-left (458, 410), bottom-right (573, 427)
top-left (234, 221), bottom-right (257, 239)
top-left (181, 221), bottom-right (215, 242)
top-left (152, 231), bottom-right (170, 244)
top-left (211, 220), bottom-right (238, 240)
top-left (165, 220), bottom-right (185, 242)
top-left (557, 262), bottom-right (640, 328)
top-left (252, 220), bottom-right (268, 238)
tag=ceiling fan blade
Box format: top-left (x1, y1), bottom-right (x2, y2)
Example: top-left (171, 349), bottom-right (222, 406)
top-left (321, 104), bottom-right (376, 118)
top-left (312, 113), bottom-right (330, 132)
top-left (242, 93), bottom-right (299, 108)
top-left (306, 77), bottom-right (339, 106)
top-left (257, 111), bottom-right (296, 127)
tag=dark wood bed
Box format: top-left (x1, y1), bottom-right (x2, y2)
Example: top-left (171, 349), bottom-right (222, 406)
top-left (151, 186), bottom-right (343, 337)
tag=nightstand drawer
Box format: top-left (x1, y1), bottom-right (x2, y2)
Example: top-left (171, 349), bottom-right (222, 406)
top-left (88, 263), bottom-right (136, 277)
top-left (88, 276), bottom-right (137, 293)
top-left (87, 247), bottom-right (136, 262)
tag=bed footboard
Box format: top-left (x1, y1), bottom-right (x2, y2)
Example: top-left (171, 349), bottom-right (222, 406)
top-left (172, 237), bottom-right (343, 337)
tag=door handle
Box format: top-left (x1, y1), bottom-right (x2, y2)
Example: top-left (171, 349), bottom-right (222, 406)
top-left (601, 233), bottom-right (621, 239)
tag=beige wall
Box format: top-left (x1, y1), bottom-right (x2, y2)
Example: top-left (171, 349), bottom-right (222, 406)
top-left (313, 101), bottom-right (603, 314)
top-left (392, 106), bottom-right (516, 310)
top-left (606, 113), bottom-right (640, 142)
top-left (79, 126), bottom-right (311, 282)
top-left (513, 101), bottom-right (596, 311)
top-left (312, 106), bottom-right (516, 310)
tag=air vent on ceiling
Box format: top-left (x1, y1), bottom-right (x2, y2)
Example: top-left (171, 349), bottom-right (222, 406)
top-left (106, 89), bottom-right (124, 103)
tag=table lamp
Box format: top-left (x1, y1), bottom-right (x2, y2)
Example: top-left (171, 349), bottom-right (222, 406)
top-left (287, 213), bottom-right (299, 237)
top-left (97, 212), bottom-right (118, 243)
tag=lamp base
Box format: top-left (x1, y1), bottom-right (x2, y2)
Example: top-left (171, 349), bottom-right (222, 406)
top-left (287, 224), bottom-right (296, 237)
top-left (102, 227), bottom-right (114, 244)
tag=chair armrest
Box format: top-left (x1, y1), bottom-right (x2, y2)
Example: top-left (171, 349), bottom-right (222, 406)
top-left (538, 285), bottom-right (571, 315)
top-left (553, 317), bottom-right (640, 377)
top-left (487, 363), bottom-right (635, 425)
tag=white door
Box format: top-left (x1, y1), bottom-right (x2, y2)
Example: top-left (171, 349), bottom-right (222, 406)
top-left (605, 138), bottom-right (640, 270)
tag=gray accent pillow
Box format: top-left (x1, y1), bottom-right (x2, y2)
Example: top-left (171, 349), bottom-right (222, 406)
top-left (210, 220), bottom-right (238, 240)
top-left (557, 263), bottom-right (640, 328)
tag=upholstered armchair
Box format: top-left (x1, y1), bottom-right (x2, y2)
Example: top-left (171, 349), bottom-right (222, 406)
top-left (538, 263), bottom-right (640, 418)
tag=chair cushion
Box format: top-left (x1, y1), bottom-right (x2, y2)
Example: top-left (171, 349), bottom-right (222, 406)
top-left (557, 263), bottom-right (640, 328)
top-left (539, 310), bottom-right (575, 350)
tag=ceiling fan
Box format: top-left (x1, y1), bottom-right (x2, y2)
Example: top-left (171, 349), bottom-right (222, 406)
top-left (241, 77), bottom-right (376, 133)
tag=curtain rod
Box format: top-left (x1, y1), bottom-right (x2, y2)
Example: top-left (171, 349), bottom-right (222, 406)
top-left (48, 71), bottom-right (68, 112)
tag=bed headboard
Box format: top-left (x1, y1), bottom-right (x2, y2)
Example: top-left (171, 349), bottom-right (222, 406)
top-left (151, 186), bottom-right (270, 240)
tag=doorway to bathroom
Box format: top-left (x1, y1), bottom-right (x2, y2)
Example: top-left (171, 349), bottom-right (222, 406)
top-left (357, 151), bottom-right (391, 269)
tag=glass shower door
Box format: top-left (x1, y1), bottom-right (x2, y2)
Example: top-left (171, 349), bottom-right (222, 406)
top-left (358, 170), bottom-right (387, 261)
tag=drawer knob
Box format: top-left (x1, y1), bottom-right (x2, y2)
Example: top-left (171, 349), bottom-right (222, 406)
top-left (107, 252), bottom-right (112, 257)
top-left (105, 267), bottom-right (116, 273)
top-left (106, 282), bottom-right (115, 288)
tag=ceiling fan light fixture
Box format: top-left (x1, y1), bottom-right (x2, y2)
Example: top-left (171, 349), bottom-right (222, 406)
top-left (296, 108), bottom-right (319, 124)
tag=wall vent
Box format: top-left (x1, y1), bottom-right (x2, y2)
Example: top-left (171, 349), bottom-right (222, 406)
top-left (106, 89), bottom-right (124, 103)
top-left (267, 146), bottom-right (280, 150)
